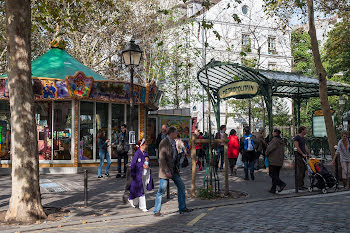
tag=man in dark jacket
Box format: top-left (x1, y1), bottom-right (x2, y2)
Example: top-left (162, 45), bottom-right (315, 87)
top-left (239, 126), bottom-right (259, 180)
top-left (116, 124), bottom-right (129, 178)
top-left (266, 129), bottom-right (286, 193)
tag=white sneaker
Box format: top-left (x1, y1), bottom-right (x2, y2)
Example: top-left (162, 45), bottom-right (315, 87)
top-left (128, 199), bottom-right (136, 208)
top-left (141, 208), bottom-right (148, 212)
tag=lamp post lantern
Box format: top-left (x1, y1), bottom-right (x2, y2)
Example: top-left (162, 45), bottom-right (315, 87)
top-left (122, 39), bottom-right (142, 160)
top-left (121, 39), bottom-right (142, 203)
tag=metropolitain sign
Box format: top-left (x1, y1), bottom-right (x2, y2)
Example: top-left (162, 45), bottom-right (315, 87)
top-left (218, 81), bottom-right (259, 99)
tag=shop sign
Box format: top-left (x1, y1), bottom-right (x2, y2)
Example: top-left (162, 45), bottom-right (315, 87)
top-left (313, 109), bottom-right (335, 116)
top-left (218, 81), bottom-right (259, 99)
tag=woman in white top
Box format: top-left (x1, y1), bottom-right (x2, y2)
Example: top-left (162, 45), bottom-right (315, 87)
top-left (332, 131), bottom-right (350, 189)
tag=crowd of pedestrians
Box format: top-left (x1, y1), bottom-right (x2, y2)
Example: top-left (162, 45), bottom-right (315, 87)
top-left (96, 122), bottom-right (349, 215)
top-left (193, 124), bottom-right (289, 193)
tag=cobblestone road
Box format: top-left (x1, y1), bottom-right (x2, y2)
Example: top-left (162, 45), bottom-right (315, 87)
top-left (25, 191), bottom-right (350, 233)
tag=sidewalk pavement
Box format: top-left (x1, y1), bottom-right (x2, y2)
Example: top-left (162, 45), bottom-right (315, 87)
top-left (0, 160), bottom-right (339, 232)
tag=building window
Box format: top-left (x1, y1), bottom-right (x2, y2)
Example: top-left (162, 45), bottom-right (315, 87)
top-left (53, 101), bottom-right (72, 160)
top-left (268, 36), bottom-right (277, 54)
top-left (36, 102), bottom-right (53, 161)
top-left (268, 62), bottom-right (277, 70)
top-left (79, 101), bottom-right (94, 160)
top-left (241, 34), bottom-right (251, 52)
top-left (0, 102), bottom-right (11, 160)
top-left (242, 5), bottom-right (248, 15)
top-left (111, 104), bottom-right (125, 159)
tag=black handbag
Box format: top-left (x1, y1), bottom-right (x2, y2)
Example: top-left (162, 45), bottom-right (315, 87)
top-left (116, 143), bottom-right (124, 154)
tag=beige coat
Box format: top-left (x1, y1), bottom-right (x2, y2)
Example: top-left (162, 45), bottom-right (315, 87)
top-left (158, 137), bottom-right (174, 179)
top-left (266, 136), bottom-right (285, 166)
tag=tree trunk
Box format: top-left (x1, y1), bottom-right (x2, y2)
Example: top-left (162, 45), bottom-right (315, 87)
top-left (5, 0), bottom-right (46, 222)
top-left (307, 0), bottom-right (336, 159)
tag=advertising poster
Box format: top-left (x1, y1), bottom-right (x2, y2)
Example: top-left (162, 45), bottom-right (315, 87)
top-left (159, 116), bottom-right (191, 139)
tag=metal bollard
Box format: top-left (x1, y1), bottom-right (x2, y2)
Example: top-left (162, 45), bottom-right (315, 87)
top-left (84, 169), bottom-right (88, 207)
top-left (294, 147), bottom-right (298, 193)
top-left (167, 182), bottom-right (170, 199)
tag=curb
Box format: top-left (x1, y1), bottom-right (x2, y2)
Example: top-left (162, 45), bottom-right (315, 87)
top-left (2, 189), bottom-right (336, 233)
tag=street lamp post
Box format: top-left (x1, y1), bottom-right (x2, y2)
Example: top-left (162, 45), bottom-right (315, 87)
top-left (339, 96), bottom-right (346, 130)
top-left (121, 39), bottom-right (142, 203)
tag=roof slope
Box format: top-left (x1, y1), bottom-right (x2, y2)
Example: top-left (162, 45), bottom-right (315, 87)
top-left (197, 60), bottom-right (350, 99)
top-left (1, 48), bottom-right (106, 80)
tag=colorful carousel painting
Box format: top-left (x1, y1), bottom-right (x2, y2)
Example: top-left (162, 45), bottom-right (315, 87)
top-left (0, 41), bottom-right (161, 173)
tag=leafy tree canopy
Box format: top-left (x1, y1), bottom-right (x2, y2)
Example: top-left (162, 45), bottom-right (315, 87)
top-left (291, 28), bottom-right (316, 76)
top-left (323, 18), bottom-right (350, 82)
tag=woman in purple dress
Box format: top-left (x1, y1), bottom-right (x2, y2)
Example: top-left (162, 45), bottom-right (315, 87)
top-left (129, 138), bottom-right (154, 212)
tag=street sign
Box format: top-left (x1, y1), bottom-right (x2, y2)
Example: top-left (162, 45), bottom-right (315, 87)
top-left (312, 115), bottom-right (335, 137)
top-left (219, 81), bottom-right (259, 99)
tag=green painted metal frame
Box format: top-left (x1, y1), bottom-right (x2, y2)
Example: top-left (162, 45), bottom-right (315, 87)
top-left (197, 59), bottom-right (350, 138)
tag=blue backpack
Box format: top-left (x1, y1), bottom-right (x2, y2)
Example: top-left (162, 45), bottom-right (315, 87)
top-left (243, 134), bottom-right (255, 151)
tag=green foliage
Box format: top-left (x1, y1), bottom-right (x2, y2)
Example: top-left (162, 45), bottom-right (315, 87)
top-left (291, 29), bottom-right (315, 76)
top-left (241, 57), bottom-right (257, 68)
top-left (299, 96), bottom-right (347, 129)
top-left (323, 19), bottom-right (350, 82)
top-left (272, 97), bottom-right (291, 126)
top-left (228, 97), bottom-right (291, 129)
top-left (227, 97), bottom-right (264, 127)
top-left (197, 188), bottom-right (218, 199)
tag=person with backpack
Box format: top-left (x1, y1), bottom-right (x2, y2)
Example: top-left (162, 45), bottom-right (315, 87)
top-left (239, 126), bottom-right (259, 180)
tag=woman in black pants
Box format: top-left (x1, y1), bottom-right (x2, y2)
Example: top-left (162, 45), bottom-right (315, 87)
top-left (266, 129), bottom-right (286, 193)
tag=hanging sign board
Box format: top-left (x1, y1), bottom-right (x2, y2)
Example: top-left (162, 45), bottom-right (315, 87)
top-left (218, 81), bottom-right (259, 99)
top-left (312, 109), bottom-right (335, 137)
top-left (313, 109), bottom-right (335, 116)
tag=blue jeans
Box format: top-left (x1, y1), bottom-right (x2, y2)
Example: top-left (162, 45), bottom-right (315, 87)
top-left (154, 173), bottom-right (186, 213)
top-left (244, 160), bottom-right (255, 177)
top-left (98, 151), bottom-right (111, 177)
top-left (216, 146), bottom-right (224, 170)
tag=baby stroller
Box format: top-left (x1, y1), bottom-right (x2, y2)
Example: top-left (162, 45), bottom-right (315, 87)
top-left (305, 158), bottom-right (338, 194)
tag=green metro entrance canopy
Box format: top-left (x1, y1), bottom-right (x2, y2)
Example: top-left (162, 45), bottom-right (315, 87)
top-left (0, 48), bottom-right (106, 81)
top-left (197, 59), bottom-right (350, 137)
